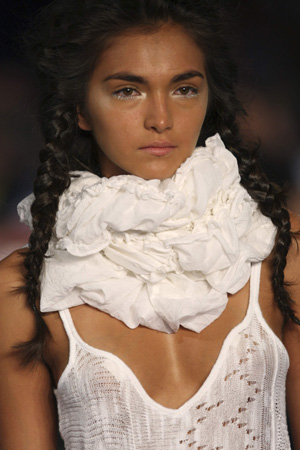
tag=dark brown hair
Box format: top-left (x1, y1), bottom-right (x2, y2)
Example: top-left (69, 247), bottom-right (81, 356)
top-left (16, 0), bottom-right (299, 365)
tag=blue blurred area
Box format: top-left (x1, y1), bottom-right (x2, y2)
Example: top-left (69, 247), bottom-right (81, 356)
top-left (0, 0), bottom-right (300, 261)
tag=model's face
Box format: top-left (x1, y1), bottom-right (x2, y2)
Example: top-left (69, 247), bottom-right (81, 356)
top-left (78, 24), bottom-right (209, 180)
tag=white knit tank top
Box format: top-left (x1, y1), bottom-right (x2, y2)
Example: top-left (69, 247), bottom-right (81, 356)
top-left (54, 263), bottom-right (291, 449)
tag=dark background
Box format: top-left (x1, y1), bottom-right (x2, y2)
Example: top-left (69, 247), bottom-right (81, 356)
top-left (1, 0), bottom-right (300, 260)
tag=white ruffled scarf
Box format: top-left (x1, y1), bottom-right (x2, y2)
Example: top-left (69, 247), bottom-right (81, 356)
top-left (18, 134), bottom-right (276, 333)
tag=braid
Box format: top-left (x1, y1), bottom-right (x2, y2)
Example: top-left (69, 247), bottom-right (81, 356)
top-left (220, 126), bottom-right (300, 325)
top-left (14, 111), bottom-right (74, 365)
top-left (16, 0), bottom-right (299, 367)
top-left (202, 54), bottom-right (300, 325)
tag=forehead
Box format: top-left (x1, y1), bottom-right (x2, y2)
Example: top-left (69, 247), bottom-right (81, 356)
top-left (95, 24), bottom-right (206, 79)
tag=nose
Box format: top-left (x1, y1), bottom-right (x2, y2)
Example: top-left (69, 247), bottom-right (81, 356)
top-left (144, 94), bottom-right (173, 133)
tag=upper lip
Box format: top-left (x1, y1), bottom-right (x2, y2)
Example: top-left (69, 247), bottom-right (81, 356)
top-left (139, 142), bottom-right (176, 148)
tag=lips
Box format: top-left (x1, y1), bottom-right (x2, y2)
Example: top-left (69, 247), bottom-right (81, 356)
top-left (139, 142), bottom-right (177, 156)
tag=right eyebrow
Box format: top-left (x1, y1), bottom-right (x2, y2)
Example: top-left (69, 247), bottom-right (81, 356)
top-left (103, 72), bottom-right (145, 83)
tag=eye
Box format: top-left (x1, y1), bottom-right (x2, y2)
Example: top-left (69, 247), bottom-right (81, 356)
top-left (112, 87), bottom-right (140, 100)
top-left (174, 86), bottom-right (199, 97)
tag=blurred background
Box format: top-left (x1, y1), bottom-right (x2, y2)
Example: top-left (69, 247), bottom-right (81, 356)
top-left (1, 0), bottom-right (300, 261)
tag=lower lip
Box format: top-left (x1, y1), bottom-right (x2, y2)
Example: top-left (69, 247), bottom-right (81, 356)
top-left (139, 146), bottom-right (175, 156)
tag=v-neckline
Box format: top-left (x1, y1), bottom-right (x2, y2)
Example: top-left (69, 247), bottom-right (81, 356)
top-left (56, 265), bottom-right (258, 416)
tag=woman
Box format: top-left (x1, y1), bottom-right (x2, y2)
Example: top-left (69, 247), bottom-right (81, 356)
top-left (0, 1), bottom-right (299, 449)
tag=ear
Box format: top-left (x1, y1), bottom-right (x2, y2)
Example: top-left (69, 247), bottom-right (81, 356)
top-left (76, 105), bottom-right (92, 131)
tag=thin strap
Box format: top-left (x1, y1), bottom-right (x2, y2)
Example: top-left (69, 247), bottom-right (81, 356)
top-left (59, 265), bottom-right (262, 345)
top-left (249, 262), bottom-right (262, 310)
top-left (250, 263), bottom-right (290, 359)
top-left (56, 309), bottom-right (77, 388)
top-left (58, 309), bottom-right (74, 341)
top-left (58, 308), bottom-right (103, 352)
top-left (59, 308), bottom-right (87, 346)
top-left (59, 308), bottom-right (94, 351)
top-left (58, 309), bottom-right (77, 361)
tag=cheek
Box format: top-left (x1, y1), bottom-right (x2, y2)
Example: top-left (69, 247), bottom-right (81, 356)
top-left (176, 95), bottom-right (208, 128)
top-left (91, 112), bottom-right (140, 156)
top-left (177, 109), bottom-right (207, 139)
top-left (93, 103), bottom-right (141, 137)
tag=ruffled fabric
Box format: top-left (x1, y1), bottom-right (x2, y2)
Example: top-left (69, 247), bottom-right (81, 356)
top-left (18, 134), bottom-right (277, 333)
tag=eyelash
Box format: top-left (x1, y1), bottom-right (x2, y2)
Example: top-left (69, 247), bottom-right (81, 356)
top-left (112, 87), bottom-right (139, 100)
top-left (112, 86), bottom-right (199, 100)
top-left (175, 86), bottom-right (199, 97)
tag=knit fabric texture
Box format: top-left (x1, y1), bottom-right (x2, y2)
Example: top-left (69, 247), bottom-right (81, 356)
top-left (55, 263), bottom-right (290, 450)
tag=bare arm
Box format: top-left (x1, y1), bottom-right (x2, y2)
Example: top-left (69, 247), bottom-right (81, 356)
top-left (283, 214), bottom-right (300, 449)
top-left (0, 251), bottom-right (57, 450)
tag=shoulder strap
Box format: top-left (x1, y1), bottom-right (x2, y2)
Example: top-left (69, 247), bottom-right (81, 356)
top-left (249, 262), bottom-right (262, 310)
top-left (59, 309), bottom-right (73, 338)
top-left (59, 308), bottom-right (89, 347)
top-left (55, 309), bottom-right (78, 387)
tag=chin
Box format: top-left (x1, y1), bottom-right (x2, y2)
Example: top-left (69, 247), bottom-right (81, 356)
top-left (132, 160), bottom-right (183, 181)
top-left (137, 168), bottom-right (178, 181)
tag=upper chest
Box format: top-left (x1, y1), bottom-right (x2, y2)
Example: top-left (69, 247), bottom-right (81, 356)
top-left (43, 261), bottom-right (284, 409)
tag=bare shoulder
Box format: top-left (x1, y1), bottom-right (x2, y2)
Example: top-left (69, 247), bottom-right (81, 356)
top-left (0, 250), bottom-right (57, 448)
top-left (0, 248), bottom-right (28, 285)
top-left (288, 210), bottom-right (300, 256)
top-left (283, 212), bottom-right (300, 448)
top-left (282, 211), bottom-right (300, 317)
top-left (285, 211), bottom-right (300, 294)
top-left (0, 248), bottom-right (36, 348)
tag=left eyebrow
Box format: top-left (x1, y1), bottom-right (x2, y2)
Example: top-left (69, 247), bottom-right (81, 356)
top-left (103, 70), bottom-right (205, 84)
top-left (171, 70), bottom-right (205, 83)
